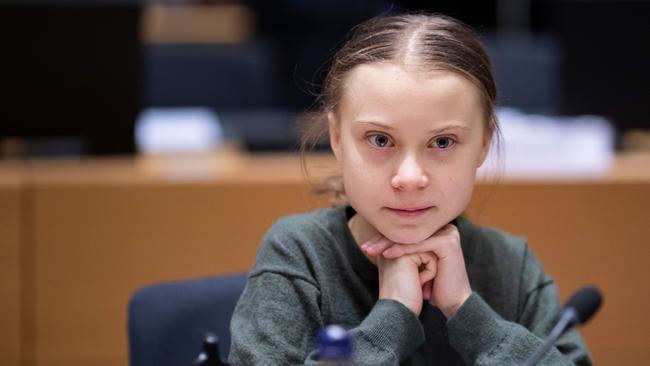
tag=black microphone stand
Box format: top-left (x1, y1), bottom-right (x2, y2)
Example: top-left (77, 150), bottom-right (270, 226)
top-left (192, 332), bottom-right (229, 366)
top-left (523, 286), bottom-right (602, 366)
top-left (523, 308), bottom-right (577, 366)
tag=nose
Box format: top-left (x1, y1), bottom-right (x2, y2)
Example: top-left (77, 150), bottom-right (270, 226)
top-left (391, 153), bottom-right (429, 191)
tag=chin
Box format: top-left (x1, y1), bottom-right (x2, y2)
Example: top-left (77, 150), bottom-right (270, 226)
top-left (381, 227), bottom-right (434, 245)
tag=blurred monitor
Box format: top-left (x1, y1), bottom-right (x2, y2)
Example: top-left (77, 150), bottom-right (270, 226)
top-left (0, 0), bottom-right (142, 157)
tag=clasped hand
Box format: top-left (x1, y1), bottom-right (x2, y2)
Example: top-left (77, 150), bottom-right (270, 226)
top-left (361, 224), bottom-right (471, 318)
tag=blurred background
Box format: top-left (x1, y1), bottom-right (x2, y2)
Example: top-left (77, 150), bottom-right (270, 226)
top-left (1, 1), bottom-right (649, 366)
top-left (1, 0), bottom-right (649, 159)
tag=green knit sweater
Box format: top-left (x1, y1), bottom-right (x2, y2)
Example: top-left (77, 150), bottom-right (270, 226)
top-left (228, 205), bottom-right (592, 365)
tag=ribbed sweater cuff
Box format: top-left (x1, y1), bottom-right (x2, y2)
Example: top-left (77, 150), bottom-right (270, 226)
top-left (446, 292), bottom-right (507, 364)
top-left (359, 299), bottom-right (425, 361)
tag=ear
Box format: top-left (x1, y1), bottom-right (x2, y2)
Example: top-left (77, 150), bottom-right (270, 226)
top-left (328, 112), bottom-right (342, 162)
top-left (477, 122), bottom-right (494, 168)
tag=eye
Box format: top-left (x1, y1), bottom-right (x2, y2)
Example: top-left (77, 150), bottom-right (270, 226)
top-left (367, 133), bottom-right (393, 148)
top-left (431, 137), bottom-right (455, 149)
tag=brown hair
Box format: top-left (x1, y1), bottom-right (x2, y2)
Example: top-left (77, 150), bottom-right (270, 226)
top-left (299, 13), bottom-right (500, 203)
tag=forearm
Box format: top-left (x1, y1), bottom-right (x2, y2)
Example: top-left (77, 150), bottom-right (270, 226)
top-left (446, 293), bottom-right (591, 366)
top-left (346, 299), bottom-right (425, 365)
top-left (229, 274), bottom-right (424, 366)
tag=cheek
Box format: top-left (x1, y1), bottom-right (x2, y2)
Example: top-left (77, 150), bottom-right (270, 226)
top-left (436, 164), bottom-right (478, 209)
top-left (340, 140), bottom-right (387, 185)
top-left (341, 158), bottom-right (375, 199)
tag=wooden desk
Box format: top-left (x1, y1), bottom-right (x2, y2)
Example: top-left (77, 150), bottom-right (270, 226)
top-left (1, 151), bottom-right (649, 365)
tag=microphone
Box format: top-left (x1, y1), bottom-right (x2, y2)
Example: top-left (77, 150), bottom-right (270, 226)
top-left (523, 286), bottom-right (602, 366)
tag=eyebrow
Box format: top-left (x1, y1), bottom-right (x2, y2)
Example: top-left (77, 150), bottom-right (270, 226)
top-left (354, 120), bottom-right (471, 134)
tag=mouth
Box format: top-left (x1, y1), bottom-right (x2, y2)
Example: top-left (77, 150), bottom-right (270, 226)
top-left (386, 206), bottom-right (433, 218)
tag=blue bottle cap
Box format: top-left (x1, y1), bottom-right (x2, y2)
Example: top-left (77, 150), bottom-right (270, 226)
top-left (317, 325), bottom-right (352, 360)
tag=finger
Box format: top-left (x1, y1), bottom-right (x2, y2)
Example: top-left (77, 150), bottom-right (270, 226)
top-left (441, 223), bottom-right (459, 235)
top-left (435, 224), bottom-right (461, 244)
top-left (419, 264), bottom-right (437, 284)
top-left (360, 234), bottom-right (382, 252)
top-left (422, 280), bottom-right (432, 300)
top-left (383, 234), bottom-right (458, 259)
top-left (360, 233), bottom-right (382, 247)
top-left (381, 243), bottom-right (406, 258)
top-left (362, 236), bottom-right (393, 256)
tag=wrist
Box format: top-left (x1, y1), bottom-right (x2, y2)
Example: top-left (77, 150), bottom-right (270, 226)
top-left (379, 292), bottom-right (422, 316)
top-left (440, 290), bottom-right (471, 319)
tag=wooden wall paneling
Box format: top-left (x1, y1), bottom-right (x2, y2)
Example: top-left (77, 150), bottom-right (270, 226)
top-left (0, 178), bottom-right (23, 366)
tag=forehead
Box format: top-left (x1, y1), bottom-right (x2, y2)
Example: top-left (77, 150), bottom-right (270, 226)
top-left (338, 63), bottom-right (484, 128)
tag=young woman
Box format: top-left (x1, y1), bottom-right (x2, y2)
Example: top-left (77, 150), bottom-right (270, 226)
top-left (228, 13), bottom-right (592, 365)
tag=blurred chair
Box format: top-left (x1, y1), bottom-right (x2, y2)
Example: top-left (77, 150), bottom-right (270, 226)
top-left (128, 273), bottom-right (248, 366)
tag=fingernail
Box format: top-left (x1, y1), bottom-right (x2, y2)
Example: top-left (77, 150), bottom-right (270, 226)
top-left (383, 247), bottom-right (394, 256)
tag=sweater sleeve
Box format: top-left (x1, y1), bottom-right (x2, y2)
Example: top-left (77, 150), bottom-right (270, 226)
top-left (228, 271), bottom-right (425, 366)
top-left (446, 245), bottom-right (592, 365)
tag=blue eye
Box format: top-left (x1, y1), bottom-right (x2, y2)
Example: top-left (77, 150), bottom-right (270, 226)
top-left (432, 137), bottom-right (455, 149)
top-left (368, 134), bottom-right (393, 148)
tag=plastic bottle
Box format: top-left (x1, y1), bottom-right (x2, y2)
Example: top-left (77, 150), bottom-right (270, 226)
top-left (317, 325), bottom-right (353, 365)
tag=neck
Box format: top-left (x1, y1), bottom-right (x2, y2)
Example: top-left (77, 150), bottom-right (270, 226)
top-left (347, 213), bottom-right (380, 266)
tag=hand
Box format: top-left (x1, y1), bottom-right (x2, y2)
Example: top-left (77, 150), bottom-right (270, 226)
top-left (375, 245), bottom-right (437, 316)
top-left (363, 224), bottom-right (471, 318)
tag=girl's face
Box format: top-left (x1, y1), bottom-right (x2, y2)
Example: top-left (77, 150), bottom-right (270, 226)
top-left (329, 63), bottom-right (491, 244)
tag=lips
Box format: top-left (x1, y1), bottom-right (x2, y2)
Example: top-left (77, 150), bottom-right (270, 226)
top-left (386, 206), bottom-right (433, 218)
